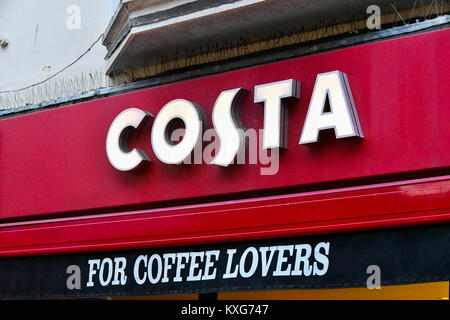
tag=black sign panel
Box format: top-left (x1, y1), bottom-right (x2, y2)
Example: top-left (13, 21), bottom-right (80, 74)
top-left (0, 223), bottom-right (449, 299)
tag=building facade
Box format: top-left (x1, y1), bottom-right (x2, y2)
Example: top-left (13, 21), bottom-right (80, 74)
top-left (0, 0), bottom-right (449, 300)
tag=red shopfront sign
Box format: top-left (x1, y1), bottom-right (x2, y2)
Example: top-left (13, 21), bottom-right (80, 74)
top-left (0, 29), bottom-right (449, 256)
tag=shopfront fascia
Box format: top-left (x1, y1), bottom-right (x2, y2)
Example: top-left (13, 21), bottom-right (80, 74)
top-left (0, 27), bottom-right (449, 299)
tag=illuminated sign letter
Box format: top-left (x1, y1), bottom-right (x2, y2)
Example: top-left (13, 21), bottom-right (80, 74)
top-left (151, 99), bottom-right (206, 164)
top-left (254, 79), bottom-right (300, 149)
top-left (212, 88), bottom-right (247, 167)
top-left (106, 108), bottom-right (152, 171)
top-left (299, 71), bottom-right (363, 144)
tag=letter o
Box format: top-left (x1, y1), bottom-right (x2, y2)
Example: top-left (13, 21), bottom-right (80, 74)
top-left (99, 258), bottom-right (113, 286)
top-left (239, 247), bottom-right (259, 278)
top-left (147, 254), bottom-right (163, 284)
top-left (151, 99), bottom-right (206, 164)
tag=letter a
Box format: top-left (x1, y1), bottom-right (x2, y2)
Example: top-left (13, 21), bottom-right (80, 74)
top-left (66, 265), bottom-right (81, 290)
top-left (366, 265), bottom-right (381, 289)
top-left (299, 71), bottom-right (363, 144)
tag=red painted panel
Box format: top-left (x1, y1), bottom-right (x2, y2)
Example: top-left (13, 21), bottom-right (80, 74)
top-left (0, 176), bottom-right (449, 257)
top-left (0, 29), bottom-right (449, 220)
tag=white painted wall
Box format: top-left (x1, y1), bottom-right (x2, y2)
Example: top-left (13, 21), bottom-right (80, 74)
top-left (0, 0), bottom-right (112, 108)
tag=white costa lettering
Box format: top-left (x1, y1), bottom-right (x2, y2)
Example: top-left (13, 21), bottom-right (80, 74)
top-left (106, 71), bottom-right (363, 172)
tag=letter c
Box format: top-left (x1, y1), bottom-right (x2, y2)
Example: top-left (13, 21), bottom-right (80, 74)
top-left (106, 108), bottom-right (153, 171)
